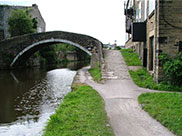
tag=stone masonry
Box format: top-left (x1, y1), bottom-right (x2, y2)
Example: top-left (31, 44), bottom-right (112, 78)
top-left (125, 0), bottom-right (182, 82)
top-left (0, 31), bottom-right (103, 69)
top-left (0, 4), bottom-right (45, 40)
top-left (155, 0), bottom-right (182, 81)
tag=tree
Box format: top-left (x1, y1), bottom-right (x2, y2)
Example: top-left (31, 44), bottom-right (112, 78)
top-left (8, 9), bottom-right (36, 37)
top-left (39, 46), bottom-right (58, 65)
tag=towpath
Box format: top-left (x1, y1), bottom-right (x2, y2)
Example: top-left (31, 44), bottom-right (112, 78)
top-left (76, 49), bottom-right (174, 136)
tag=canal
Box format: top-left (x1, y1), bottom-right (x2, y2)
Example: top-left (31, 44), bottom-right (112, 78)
top-left (0, 61), bottom-right (88, 136)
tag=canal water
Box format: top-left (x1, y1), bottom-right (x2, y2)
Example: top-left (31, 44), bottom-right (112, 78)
top-left (0, 61), bottom-right (87, 136)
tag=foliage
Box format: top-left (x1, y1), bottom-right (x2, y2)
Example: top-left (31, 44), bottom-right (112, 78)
top-left (39, 46), bottom-right (58, 65)
top-left (89, 64), bottom-right (102, 82)
top-left (138, 93), bottom-right (182, 136)
top-left (32, 18), bottom-right (38, 29)
top-left (55, 43), bottom-right (77, 51)
top-left (28, 43), bottom-right (91, 67)
top-left (121, 49), bottom-right (142, 66)
top-left (55, 43), bottom-right (91, 61)
top-left (8, 9), bottom-right (36, 37)
top-left (129, 68), bottom-right (182, 92)
top-left (114, 46), bottom-right (121, 50)
top-left (159, 52), bottom-right (182, 85)
top-left (43, 85), bottom-right (114, 136)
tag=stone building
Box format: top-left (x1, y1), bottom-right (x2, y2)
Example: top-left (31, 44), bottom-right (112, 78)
top-left (0, 4), bottom-right (46, 40)
top-left (124, 0), bottom-right (182, 82)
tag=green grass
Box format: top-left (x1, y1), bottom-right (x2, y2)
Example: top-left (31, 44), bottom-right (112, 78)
top-left (121, 48), bottom-right (142, 66)
top-left (129, 68), bottom-right (182, 92)
top-left (89, 64), bottom-right (102, 82)
top-left (43, 84), bottom-right (114, 136)
top-left (138, 93), bottom-right (182, 136)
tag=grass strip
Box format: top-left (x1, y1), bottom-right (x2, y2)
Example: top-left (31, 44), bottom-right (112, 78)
top-left (129, 68), bottom-right (182, 92)
top-left (88, 64), bottom-right (102, 82)
top-left (43, 84), bottom-right (114, 136)
top-left (138, 93), bottom-right (182, 136)
top-left (121, 49), bottom-right (142, 66)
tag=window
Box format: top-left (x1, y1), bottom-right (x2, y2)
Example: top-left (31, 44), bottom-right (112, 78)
top-left (149, 0), bottom-right (155, 15)
top-left (144, 0), bottom-right (147, 20)
top-left (135, 1), bottom-right (142, 22)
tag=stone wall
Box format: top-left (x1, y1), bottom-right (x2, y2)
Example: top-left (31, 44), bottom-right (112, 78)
top-left (30, 4), bottom-right (46, 32)
top-left (135, 42), bottom-right (144, 61)
top-left (0, 4), bottom-right (45, 39)
top-left (155, 0), bottom-right (182, 82)
top-left (158, 0), bottom-right (182, 57)
top-left (0, 5), bottom-right (27, 38)
top-left (125, 38), bottom-right (133, 48)
top-left (0, 31), bottom-right (103, 69)
top-left (124, 0), bottom-right (182, 82)
top-left (146, 12), bottom-right (155, 72)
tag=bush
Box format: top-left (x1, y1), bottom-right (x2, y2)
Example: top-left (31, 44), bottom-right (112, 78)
top-left (159, 53), bottom-right (182, 85)
top-left (39, 46), bottom-right (58, 65)
top-left (129, 68), bottom-right (182, 92)
top-left (114, 46), bottom-right (121, 50)
top-left (8, 9), bottom-right (36, 37)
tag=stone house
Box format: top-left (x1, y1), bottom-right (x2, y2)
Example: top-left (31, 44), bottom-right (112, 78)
top-left (124, 0), bottom-right (182, 82)
top-left (0, 4), bottom-right (46, 40)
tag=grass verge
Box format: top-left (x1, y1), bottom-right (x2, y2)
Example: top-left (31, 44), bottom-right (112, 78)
top-left (88, 64), bottom-right (102, 82)
top-left (129, 68), bottom-right (182, 92)
top-left (138, 93), bottom-right (182, 136)
top-left (121, 48), bottom-right (142, 66)
top-left (43, 84), bottom-right (114, 136)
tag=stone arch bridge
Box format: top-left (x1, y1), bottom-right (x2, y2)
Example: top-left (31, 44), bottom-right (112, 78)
top-left (0, 31), bottom-right (103, 69)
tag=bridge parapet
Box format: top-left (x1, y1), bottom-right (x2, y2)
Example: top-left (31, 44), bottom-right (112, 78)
top-left (0, 31), bottom-right (103, 69)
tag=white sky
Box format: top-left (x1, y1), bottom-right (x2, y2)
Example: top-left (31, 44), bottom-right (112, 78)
top-left (0, 0), bottom-right (125, 45)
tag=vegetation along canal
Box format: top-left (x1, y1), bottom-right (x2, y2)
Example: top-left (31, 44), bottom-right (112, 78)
top-left (0, 61), bottom-right (88, 136)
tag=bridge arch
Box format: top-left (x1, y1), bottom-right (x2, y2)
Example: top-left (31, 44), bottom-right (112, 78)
top-left (0, 31), bottom-right (103, 69)
top-left (10, 38), bottom-right (92, 67)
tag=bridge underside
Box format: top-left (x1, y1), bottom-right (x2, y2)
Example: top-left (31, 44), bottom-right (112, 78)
top-left (10, 39), bottom-right (93, 67)
top-left (0, 31), bottom-right (103, 69)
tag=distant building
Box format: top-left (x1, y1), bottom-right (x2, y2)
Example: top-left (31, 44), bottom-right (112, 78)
top-left (0, 4), bottom-right (46, 40)
top-left (124, 0), bottom-right (182, 82)
top-left (103, 43), bottom-right (117, 49)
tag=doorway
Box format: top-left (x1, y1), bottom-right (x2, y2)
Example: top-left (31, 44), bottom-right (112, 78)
top-left (149, 36), bottom-right (154, 70)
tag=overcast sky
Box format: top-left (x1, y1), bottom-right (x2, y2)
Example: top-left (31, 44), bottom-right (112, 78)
top-left (0, 0), bottom-right (125, 45)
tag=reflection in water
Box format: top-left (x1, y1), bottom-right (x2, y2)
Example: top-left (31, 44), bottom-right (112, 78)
top-left (0, 61), bottom-right (88, 136)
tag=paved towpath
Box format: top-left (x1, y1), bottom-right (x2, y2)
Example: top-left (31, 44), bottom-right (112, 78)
top-left (76, 49), bottom-right (174, 136)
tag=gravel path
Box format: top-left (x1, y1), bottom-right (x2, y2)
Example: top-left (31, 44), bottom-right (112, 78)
top-left (76, 49), bottom-right (174, 136)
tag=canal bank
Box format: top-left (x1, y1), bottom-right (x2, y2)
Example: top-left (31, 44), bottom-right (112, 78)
top-left (0, 61), bottom-right (88, 136)
top-left (43, 60), bottom-right (114, 135)
top-left (43, 83), bottom-right (114, 136)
